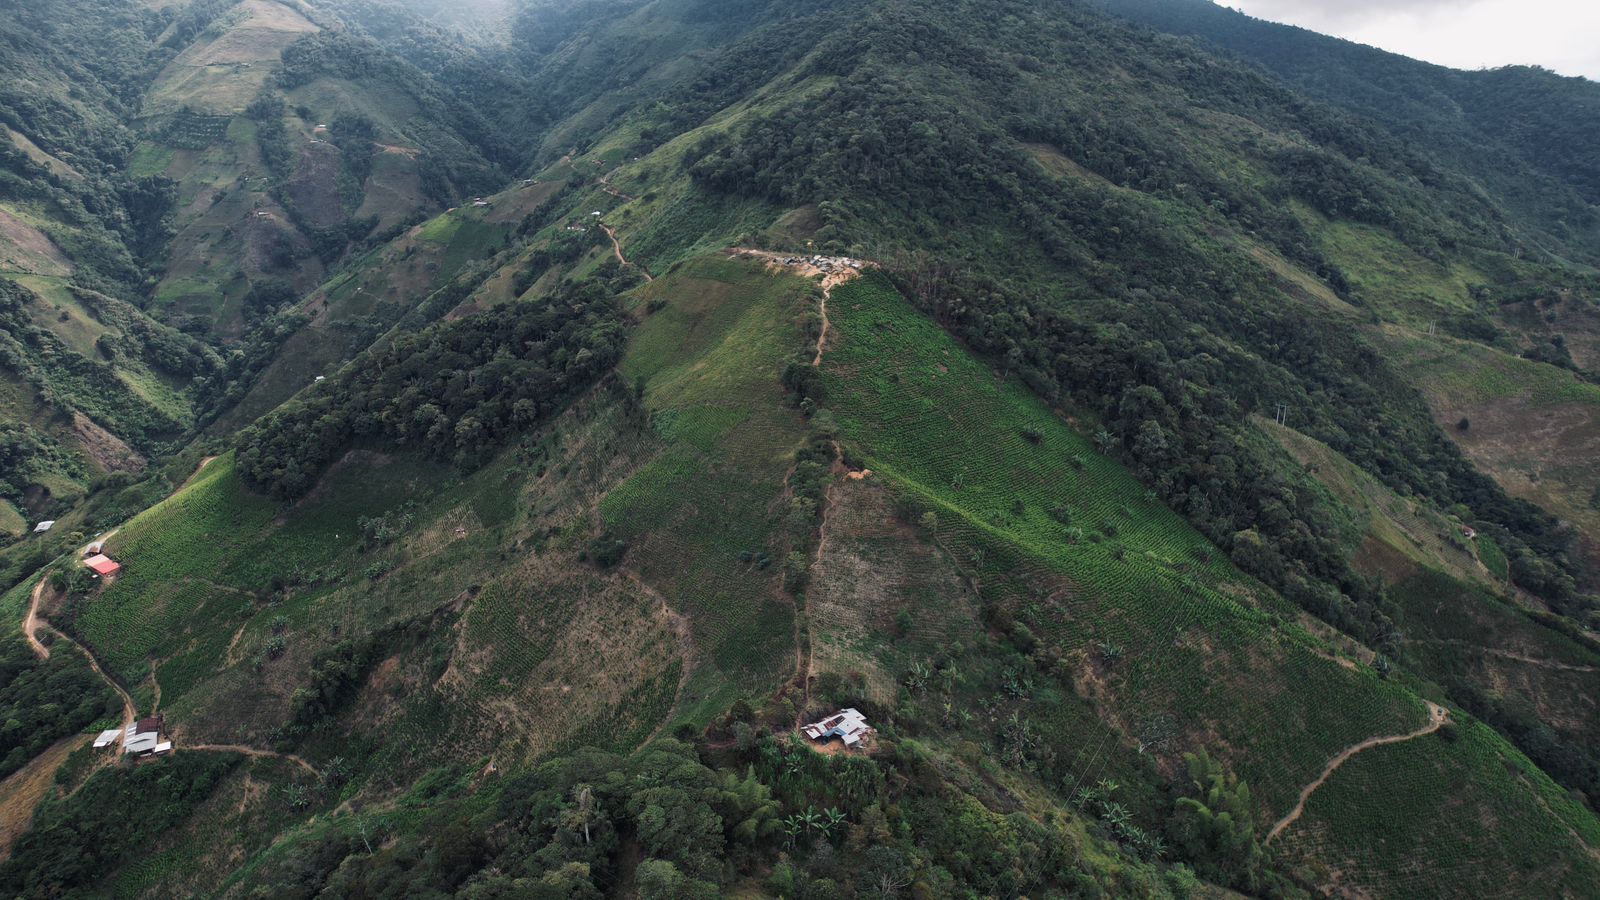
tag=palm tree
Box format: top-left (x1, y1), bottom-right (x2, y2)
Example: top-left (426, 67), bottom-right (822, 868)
top-left (826, 807), bottom-right (847, 833)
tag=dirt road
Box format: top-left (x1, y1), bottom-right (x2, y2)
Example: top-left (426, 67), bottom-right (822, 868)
top-left (599, 223), bottom-right (652, 281)
top-left (724, 250), bottom-right (869, 366)
top-left (53, 627), bottom-right (135, 735)
top-left (1266, 701), bottom-right (1448, 843)
top-left (180, 455), bottom-right (219, 490)
top-left (188, 744), bottom-right (319, 777)
top-left (22, 580), bottom-right (50, 660)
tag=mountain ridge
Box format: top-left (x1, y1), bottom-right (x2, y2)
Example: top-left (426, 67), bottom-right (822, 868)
top-left (0, 0), bottom-right (1595, 896)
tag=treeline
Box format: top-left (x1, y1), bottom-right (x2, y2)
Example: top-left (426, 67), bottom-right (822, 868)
top-left (0, 751), bottom-right (241, 896)
top-left (1099, 0), bottom-right (1600, 259)
top-left (236, 280), bottom-right (627, 499)
top-left (233, 735), bottom-right (1212, 899)
top-left (0, 632), bottom-right (119, 779)
top-left (0, 425), bottom-right (81, 508)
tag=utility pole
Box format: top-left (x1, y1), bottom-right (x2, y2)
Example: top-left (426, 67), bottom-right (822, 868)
top-left (1275, 403), bottom-right (1288, 426)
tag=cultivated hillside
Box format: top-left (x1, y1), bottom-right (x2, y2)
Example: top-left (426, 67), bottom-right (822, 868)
top-left (0, 0), bottom-right (1596, 896)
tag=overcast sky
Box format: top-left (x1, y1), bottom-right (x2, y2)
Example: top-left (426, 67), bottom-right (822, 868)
top-left (1226, 0), bottom-right (1600, 80)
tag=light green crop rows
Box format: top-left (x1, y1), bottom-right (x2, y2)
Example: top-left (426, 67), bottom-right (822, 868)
top-left (1278, 718), bottom-right (1600, 897)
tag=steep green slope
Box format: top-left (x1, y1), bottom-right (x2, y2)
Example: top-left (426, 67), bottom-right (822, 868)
top-left (19, 252), bottom-right (1594, 895)
top-left (1096, 0), bottom-right (1600, 268)
top-left (136, 1), bottom-right (511, 337)
top-left (1, 0), bottom-right (1599, 895)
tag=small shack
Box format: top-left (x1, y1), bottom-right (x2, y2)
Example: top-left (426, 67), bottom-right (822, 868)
top-left (84, 541), bottom-right (104, 556)
top-left (85, 554), bottom-right (122, 577)
top-left (33, 520), bottom-right (54, 534)
top-left (93, 728), bottom-right (122, 749)
top-left (802, 708), bottom-right (873, 748)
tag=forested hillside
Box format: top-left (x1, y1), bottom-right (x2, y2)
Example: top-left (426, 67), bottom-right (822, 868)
top-left (0, 0), bottom-right (1595, 897)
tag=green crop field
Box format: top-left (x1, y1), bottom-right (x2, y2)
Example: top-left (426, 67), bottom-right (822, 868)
top-left (815, 272), bottom-right (1590, 853)
top-left (604, 257), bottom-right (815, 713)
top-left (1277, 718), bottom-right (1600, 897)
top-left (1384, 328), bottom-right (1600, 409)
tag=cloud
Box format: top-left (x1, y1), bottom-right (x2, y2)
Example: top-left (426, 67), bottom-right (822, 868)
top-left (1235, 0), bottom-right (1460, 29)
top-left (1229, 0), bottom-right (1600, 80)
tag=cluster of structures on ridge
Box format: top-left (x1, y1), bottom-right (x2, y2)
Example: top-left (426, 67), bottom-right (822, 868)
top-left (93, 714), bottom-right (171, 759)
top-left (778, 255), bottom-right (866, 276)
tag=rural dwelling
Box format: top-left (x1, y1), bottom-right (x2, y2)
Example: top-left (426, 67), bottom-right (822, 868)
top-left (84, 554), bottom-right (122, 577)
top-left (123, 715), bottom-right (170, 757)
top-left (33, 520), bottom-right (54, 533)
top-left (84, 541), bottom-right (104, 556)
top-left (802, 708), bottom-right (873, 748)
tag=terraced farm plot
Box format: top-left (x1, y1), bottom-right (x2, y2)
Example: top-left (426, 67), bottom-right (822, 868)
top-left (1313, 214), bottom-right (1485, 325)
top-left (85, 453), bottom-right (445, 708)
top-left (159, 112), bottom-right (233, 150)
top-left (146, 0), bottom-right (318, 116)
top-left (14, 275), bottom-right (114, 359)
top-left (0, 207), bottom-right (72, 278)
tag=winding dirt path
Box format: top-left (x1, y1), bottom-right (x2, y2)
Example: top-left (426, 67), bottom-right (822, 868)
top-left (1266, 701), bottom-right (1449, 844)
top-left (813, 286), bottom-right (832, 367)
top-left (180, 455), bottom-right (220, 490)
top-left (55, 627), bottom-right (136, 734)
top-left (22, 580), bottom-right (50, 660)
top-left (188, 744), bottom-right (318, 777)
top-left (599, 223), bottom-right (652, 282)
top-left (598, 167), bottom-right (636, 202)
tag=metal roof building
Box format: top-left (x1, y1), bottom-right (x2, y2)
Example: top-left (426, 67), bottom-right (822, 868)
top-left (802, 708), bottom-right (873, 747)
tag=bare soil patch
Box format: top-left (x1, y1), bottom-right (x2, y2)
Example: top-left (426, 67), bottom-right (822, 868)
top-left (71, 412), bottom-right (146, 474)
top-left (0, 734), bottom-right (88, 862)
top-left (0, 207), bottom-right (71, 277)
